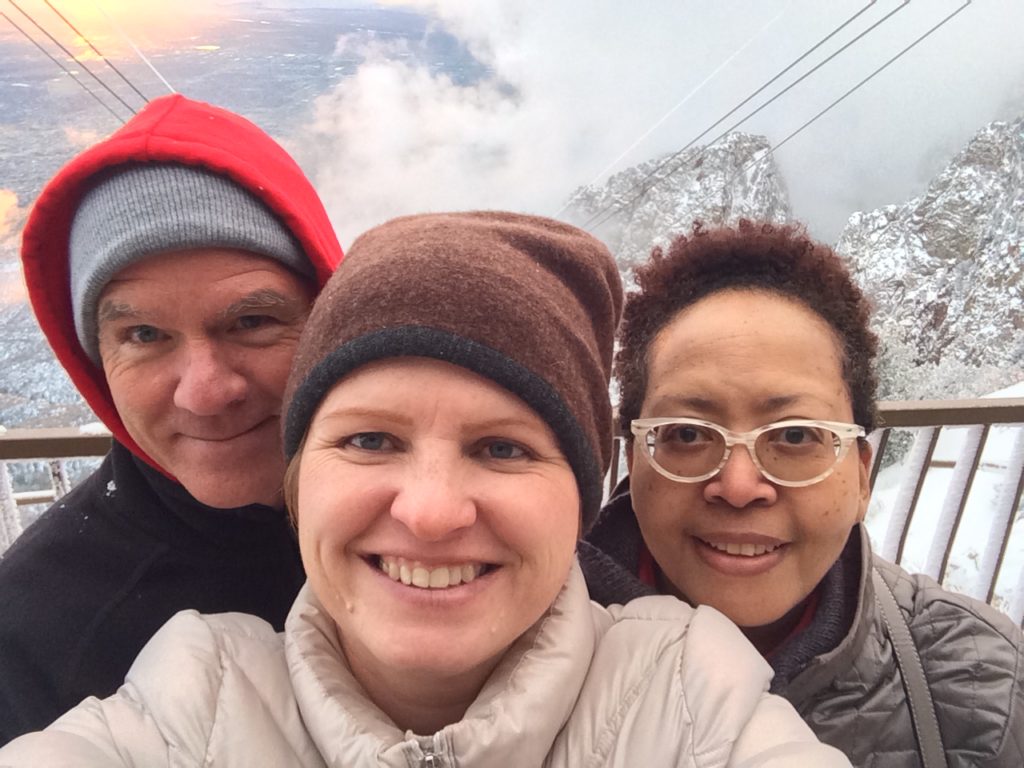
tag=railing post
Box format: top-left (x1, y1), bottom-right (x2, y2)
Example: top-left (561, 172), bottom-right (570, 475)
top-left (881, 427), bottom-right (939, 563)
top-left (49, 459), bottom-right (72, 499)
top-left (925, 424), bottom-right (989, 582)
top-left (978, 428), bottom-right (1024, 604)
top-left (0, 461), bottom-right (23, 555)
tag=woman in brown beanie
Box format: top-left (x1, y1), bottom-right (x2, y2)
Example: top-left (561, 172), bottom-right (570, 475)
top-left (0, 213), bottom-right (849, 767)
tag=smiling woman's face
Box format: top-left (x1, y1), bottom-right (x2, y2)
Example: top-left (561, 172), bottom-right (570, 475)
top-left (628, 289), bottom-right (871, 628)
top-left (296, 356), bottom-right (579, 685)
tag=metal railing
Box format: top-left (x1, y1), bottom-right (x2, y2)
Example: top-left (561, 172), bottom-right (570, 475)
top-left (3, 399), bottom-right (1023, 625)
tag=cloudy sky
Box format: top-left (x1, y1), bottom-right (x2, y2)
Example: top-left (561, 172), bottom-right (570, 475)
top-left (4, 0), bottom-right (1023, 247)
top-left (296, 0), bottom-right (1024, 245)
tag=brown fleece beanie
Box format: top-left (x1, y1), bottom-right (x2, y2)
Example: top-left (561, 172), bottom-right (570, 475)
top-left (283, 211), bottom-right (622, 531)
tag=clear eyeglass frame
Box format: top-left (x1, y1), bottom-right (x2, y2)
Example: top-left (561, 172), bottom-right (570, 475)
top-left (629, 417), bottom-right (866, 488)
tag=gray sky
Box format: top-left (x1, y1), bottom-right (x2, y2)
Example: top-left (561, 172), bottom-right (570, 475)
top-left (296, 0), bottom-right (1024, 245)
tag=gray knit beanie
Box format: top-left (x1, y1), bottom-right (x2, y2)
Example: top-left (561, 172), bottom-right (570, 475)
top-left (70, 163), bottom-right (312, 364)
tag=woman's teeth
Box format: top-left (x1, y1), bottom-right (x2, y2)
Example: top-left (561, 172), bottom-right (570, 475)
top-left (377, 556), bottom-right (484, 589)
top-left (704, 540), bottom-right (781, 557)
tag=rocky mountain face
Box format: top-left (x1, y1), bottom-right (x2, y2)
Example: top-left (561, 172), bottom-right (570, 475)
top-left (563, 121), bottom-right (1022, 399)
top-left (564, 132), bottom-right (791, 280)
top-left (836, 117), bottom-right (1023, 374)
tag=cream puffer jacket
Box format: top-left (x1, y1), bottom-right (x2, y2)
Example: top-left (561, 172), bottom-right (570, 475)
top-left (0, 564), bottom-right (850, 767)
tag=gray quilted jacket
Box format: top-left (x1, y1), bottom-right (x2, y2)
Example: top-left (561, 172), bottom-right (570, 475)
top-left (580, 482), bottom-right (1024, 767)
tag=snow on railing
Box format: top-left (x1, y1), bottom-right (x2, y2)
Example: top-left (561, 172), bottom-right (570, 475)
top-left (879, 426), bottom-right (939, 563)
top-left (922, 424), bottom-right (988, 580)
top-left (977, 427), bottom-right (1024, 605)
top-left (861, 398), bottom-right (1024, 626)
top-left (0, 460), bottom-right (23, 552)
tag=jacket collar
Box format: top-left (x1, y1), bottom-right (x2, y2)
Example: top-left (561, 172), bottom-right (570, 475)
top-left (778, 526), bottom-right (875, 703)
top-left (104, 440), bottom-right (297, 549)
top-left (285, 563), bottom-right (597, 767)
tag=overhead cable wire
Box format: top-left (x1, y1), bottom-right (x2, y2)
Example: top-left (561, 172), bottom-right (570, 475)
top-left (44, 0), bottom-right (150, 104)
top-left (581, 0), bottom-right (900, 232)
top-left (6, 0), bottom-right (137, 116)
top-left (93, 0), bottom-right (176, 93)
top-left (553, 0), bottom-right (797, 218)
top-left (1, 10), bottom-right (125, 124)
top-left (730, 0), bottom-right (972, 191)
top-left (581, 0), bottom-right (911, 232)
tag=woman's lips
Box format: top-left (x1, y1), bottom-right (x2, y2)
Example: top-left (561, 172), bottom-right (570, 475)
top-left (692, 534), bottom-right (789, 577)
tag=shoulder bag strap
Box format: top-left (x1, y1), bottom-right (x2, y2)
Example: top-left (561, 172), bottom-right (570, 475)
top-left (872, 566), bottom-right (948, 768)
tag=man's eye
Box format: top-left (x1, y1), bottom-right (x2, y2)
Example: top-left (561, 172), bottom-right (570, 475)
top-left (236, 315), bottom-right (273, 331)
top-left (126, 325), bottom-right (164, 344)
top-left (484, 440), bottom-right (527, 460)
top-left (345, 432), bottom-right (394, 451)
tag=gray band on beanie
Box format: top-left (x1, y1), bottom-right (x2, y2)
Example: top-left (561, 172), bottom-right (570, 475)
top-left (70, 163), bottom-right (312, 364)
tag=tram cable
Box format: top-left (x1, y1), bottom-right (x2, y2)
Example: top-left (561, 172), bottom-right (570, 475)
top-left (555, 0), bottom-right (798, 218)
top-left (44, 0), bottom-right (150, 105)
top-left (726, 1), bottom-right (972, 193)
top-left (578, 1), bottom-right (911, 232)
top-left (6, 0), bottom-right (137, 117)
top-left (92, 0), bottom-right (177, 94)
top-left (1, 10), bottom-right (126, 125)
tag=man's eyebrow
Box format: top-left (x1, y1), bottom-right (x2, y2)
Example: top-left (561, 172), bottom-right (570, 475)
top-left (217, 289), bottom-right (309, 321)
top-left (97, 301), bottom-right (147, 325)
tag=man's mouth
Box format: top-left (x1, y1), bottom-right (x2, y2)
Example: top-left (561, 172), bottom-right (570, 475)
top-left (698, 538), bottom-right (784, 557)
top-left (374, 556), bottom-right (493, 589)
top-left (182, 417), bottom-right (275, 443)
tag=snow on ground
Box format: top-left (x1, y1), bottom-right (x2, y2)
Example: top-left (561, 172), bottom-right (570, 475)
top-left (865, 381), bottom-right (1024, 624)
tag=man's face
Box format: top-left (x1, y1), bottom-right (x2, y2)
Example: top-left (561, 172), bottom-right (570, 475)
top-left (97, 247), bottom-right (313, 509)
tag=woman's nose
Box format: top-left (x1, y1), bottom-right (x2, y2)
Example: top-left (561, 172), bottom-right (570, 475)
top-left (703, 445), bottom-right (778, 508)
top-left (388, 457), bottom-right (478, 541)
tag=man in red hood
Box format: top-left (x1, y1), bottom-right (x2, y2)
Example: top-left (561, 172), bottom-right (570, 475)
top-left (0, 94), bottom-right (343, 743)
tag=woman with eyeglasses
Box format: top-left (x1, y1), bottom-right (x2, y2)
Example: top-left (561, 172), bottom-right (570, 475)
top-left (580, 220), bottom-right (1024, 768)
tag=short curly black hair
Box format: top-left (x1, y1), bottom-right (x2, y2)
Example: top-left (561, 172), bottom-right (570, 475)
top-left (616, 219), bottom-right (879, 437)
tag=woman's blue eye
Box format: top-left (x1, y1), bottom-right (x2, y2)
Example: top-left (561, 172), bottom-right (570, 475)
top-left (348, 433), bottom-right (391, 451)
top-left (486, 441), bottom-right (525, 459)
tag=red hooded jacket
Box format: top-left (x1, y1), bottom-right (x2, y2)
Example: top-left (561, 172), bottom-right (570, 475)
top-left (21, 93), bottom-right (343, 468)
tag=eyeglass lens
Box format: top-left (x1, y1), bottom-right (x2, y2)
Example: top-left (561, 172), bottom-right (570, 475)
top-left (646, 423), bottom-right (842, 482)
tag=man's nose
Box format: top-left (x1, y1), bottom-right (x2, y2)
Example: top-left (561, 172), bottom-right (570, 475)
top-left (703, 445), bottom-right (778, 508)
top-left (172, 342), bottom-right (248, 415)
top-left (389, 456), bottom-right (478, 542)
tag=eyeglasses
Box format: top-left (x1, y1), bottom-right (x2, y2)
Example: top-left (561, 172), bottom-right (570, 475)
top-left (630, 418), bottom-right (865, 488)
